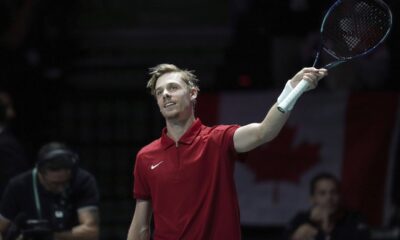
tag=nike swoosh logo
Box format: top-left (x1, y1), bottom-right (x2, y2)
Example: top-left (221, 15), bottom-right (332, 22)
top-left (151, 161), bottom-right (164, 170)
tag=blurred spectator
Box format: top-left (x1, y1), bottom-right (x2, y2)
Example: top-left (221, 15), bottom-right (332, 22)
top-left (0, 142), bottom-right (99, 240)
top-left (0, 91), bottom-right (29, 199)
top-left (285, 172), bottom-right (370, 240)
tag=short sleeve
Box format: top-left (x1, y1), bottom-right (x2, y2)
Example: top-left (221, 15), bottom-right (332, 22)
top-left (215, 125), bottom-right (242, 163)
top-left (73, 170), bottom-right (99, 209)
top-left (133, 152), bottom-right (151, 200)
top-left (225, 125), bottom-right (240, 154)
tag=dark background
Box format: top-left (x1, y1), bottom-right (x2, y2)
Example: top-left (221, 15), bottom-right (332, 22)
top-left (0, 0), bottom-right (399, 239)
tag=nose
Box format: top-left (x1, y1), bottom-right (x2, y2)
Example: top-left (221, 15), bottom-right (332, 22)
top-left (162, 89), bottom-right (171, 99)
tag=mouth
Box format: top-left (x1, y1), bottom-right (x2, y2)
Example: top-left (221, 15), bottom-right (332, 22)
top-left (164, 102), bottom-right (176, 108)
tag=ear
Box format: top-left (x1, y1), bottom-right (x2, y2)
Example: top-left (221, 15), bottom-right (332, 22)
top-left (190, 89), bottom-right (198, 101)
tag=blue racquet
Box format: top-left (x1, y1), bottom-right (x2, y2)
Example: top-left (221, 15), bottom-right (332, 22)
top-left (278, 0), bottom-right (393, 113)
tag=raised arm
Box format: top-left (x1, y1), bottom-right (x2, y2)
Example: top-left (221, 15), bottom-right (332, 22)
top-left (233, 67), bottom-right (327, 153)
top-left (127, 200), bottom-right (152, 240)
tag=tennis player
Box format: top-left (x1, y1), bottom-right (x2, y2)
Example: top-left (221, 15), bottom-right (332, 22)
top-left (127, 64), bottom-right (327, 240)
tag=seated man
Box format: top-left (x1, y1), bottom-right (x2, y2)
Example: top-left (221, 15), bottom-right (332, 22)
top-left (286, 172), bottom-right (370, 240)
top-left (0, 142), bottom-right (99, 240)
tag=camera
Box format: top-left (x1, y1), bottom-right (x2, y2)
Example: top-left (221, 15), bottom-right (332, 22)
top-left (6, 203), bottom-right (71, 240)
top-left (21, 219), bottom-right (53, 240)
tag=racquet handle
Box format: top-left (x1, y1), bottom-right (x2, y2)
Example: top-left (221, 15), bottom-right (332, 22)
top-left (277, 79), bottom-right (309, 113)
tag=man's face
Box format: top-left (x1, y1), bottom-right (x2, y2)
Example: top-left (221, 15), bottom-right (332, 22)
top-left (311, 179), bottom-right (340, 212)
top-left (39, 169), bottom-right (71, 194)
top-left (154, 72), bottom-right (196, 120)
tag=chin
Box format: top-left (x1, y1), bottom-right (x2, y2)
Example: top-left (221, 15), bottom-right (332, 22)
top-left (161, 111), bottom-right (180, 119)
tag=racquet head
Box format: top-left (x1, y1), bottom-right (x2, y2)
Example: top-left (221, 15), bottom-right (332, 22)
top-left (318, 0), bottom-right (392, 69)
top-left (277, 0), bottom-right (393, 113)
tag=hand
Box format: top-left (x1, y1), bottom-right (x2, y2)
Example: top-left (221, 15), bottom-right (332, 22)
top-left (310, 206), bottom-right (334, 233)
top-left (311, 205), bottom-right (327, 221)
top-left (291, 223), bottom-right (318, 240)
top-left (289, 67), bottom-right (328, 90)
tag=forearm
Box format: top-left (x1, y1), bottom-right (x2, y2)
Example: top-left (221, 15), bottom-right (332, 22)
top-left (54, 224), bottom-right (99, 240)
top-left (233, 67), bottom-right (328, 153)
top-left (127, 200), bottom-right (152, 240)
top-left (249, 102), bottom-right (290, 144)
top-left (234, 102), bottom-right (290, 152)
top-left (259, 102), bottom-right (290, 141)
top-left (127, 224), bottom-right (149, 240)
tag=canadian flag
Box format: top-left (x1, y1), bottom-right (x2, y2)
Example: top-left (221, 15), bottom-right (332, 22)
top-left (197, 90), bottom-right (399, 226)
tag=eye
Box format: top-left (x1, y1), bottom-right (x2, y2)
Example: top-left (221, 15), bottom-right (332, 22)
top-left (155, 90), bottom-right (162, 96)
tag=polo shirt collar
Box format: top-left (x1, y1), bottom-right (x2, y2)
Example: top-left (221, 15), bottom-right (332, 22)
top-left (161, 118), bottom-right (202, 148)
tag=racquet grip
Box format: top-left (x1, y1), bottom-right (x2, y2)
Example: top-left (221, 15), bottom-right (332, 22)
top-left (277, 79), bottom-right (310, 113)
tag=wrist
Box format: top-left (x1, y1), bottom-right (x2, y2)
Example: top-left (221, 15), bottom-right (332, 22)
top-left (277, 80), bottom-right (295, 111)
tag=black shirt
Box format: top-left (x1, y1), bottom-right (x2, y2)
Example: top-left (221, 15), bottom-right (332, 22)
top-left (285, 210), bottom-right (370, 240)
top-left (0, 168), bottom-right (99, 231)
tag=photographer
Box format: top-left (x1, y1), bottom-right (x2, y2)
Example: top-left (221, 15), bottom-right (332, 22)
top-left (0, 142), bottom-right (99, 240)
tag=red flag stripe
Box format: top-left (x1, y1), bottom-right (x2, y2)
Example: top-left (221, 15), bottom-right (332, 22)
top-left (341, 92), bottom-right (399, 226)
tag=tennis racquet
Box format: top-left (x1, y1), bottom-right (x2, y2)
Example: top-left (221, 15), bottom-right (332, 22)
top-left (277, 0), bottom-right (393, 113)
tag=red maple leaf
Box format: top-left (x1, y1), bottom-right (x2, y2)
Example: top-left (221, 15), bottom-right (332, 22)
top-left (244, 125), bottom-right (321, 183)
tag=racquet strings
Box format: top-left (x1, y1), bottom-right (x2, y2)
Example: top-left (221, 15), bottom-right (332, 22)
top-left (322, 0), bottom-right (392, 59)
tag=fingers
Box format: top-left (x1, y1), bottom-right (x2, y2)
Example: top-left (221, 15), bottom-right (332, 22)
top-left (301, 67), bottom-right (328, 89)
top-left (302, 67), bottom-right (327, 79)
top-left (289, 67), bottom-right (328, 90)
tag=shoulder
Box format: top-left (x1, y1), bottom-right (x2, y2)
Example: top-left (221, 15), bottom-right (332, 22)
top-left (7, 170), bottom-right (32, 186)
top-left (2, 170), bottom-right (32, 197)
top-left (136, 138), bottom-right (162, 161)
top-left (209, 124), bottom-right (240, 131)
top-left (198, 124), bottom-right (241, 154)
top-left (285, 210), bottom-right (312, 234)
top-left (201, 124), bottom-right (240, 137)
top-left (204, 124), bottom-right (241, 145)
top-left (340, 210), bottom-right (369, 225)
top-left (335, 210), bottom-right (370, 235)
top-left (139, 138), bottom-right (161, 154)
top-left (75, 168), bottom-right (95, 179)
top-left (72, 168), bottom-right (97, 186)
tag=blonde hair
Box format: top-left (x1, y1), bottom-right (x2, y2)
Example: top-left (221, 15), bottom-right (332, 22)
top-left (147, 63), bottom-right (199, 96)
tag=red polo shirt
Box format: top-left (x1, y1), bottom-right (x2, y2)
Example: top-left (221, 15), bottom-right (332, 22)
top-left (134, 119), bottom-right (242, 240)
